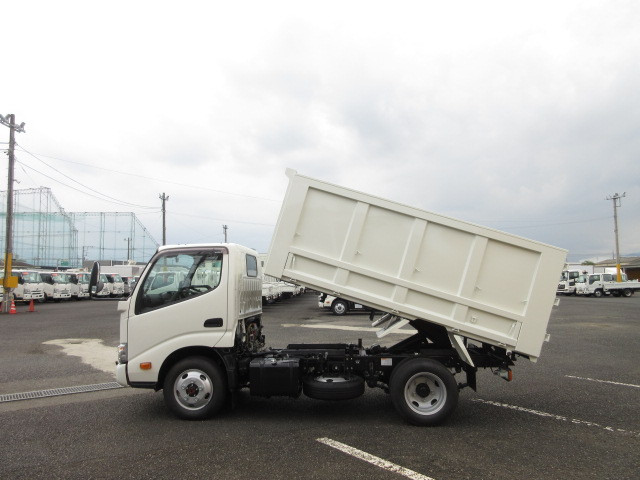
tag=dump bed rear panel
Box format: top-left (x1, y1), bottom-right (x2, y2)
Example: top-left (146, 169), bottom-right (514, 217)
top-left (265, 170), bottom-right (566, 359)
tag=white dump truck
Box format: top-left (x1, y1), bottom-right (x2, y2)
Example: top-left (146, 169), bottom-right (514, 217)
top-left (98, 170), bottom-right (565, 426)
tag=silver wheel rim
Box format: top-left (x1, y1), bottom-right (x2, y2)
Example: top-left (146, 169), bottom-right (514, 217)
top-left (334, 303), bottom-right (346, 314)
top-left (173, 368), bottom-right (213, 410)
top-left (404, 372), bottom-right (447, 416)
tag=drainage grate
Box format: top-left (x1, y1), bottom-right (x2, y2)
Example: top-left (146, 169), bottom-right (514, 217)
top-left (0, 382), bottom-right (124, 403)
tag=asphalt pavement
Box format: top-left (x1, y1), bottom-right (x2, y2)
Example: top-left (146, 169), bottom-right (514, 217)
top-left (0, 293), bottom-right (638, 479)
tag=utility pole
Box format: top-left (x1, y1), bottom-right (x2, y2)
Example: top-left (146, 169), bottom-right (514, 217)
top-left (223, 224), bottom-right (228, 243)
top-left (606, 192), bottom-right (626, 282)
top-left (159, 193), bottom-right (169, 245)
top-left (0, 114), bottom-right (25, 312)
top-left (124, 237), bottom-right (131, 260)
top-left (81, 246), bottom-right (94, 266)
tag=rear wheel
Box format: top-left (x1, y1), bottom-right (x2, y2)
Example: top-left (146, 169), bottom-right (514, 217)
top-left (390, 358), bottom-right (458, 426)
top-left (163, 357), bottom-right (227, 420)
top-left (623, 289), bottom-right (633, 297)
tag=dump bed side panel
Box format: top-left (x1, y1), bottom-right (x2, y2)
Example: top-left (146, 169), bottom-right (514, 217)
top-left (266, 171), bottom-right (566, 358)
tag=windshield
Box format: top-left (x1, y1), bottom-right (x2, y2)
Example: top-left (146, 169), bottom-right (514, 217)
top-left (20, 272), bottom-right (41, 283)
top-left (51, 273), bottom-right (67, 284)
top-left (77, 274), bottom-right (89, 284)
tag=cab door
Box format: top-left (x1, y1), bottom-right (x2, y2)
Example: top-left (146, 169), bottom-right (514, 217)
top-left (125, 247), bottom-right (228, 384)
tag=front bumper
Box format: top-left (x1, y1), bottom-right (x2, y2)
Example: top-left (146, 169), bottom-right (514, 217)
top-left (116, 363), bottom-right (128, 387)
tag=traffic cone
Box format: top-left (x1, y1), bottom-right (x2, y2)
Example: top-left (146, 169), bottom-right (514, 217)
top-left (28, 299), bottom-right (35, 313)
top-left (9, 300), bottom-right (17, 314)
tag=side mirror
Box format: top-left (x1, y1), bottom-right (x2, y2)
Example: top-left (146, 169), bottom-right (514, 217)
top-left (89, 262), bottom-right (104, 297)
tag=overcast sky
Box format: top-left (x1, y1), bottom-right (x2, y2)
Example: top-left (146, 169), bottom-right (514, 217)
top-left (3, 0), bottom-right (639, 262)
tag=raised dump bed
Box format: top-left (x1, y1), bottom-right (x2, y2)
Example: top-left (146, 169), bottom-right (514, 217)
top-left (266, 169), bottom-right (566, 360)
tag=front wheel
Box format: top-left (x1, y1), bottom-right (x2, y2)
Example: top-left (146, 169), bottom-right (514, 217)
top-left (163, 357), bottom-right (227, 420)
top-left (593, 289), bottom-right (603, 298)
top-left (390, 358), bottom-right (458, 426)
top-left (331, 300), bottom-right (348, 316)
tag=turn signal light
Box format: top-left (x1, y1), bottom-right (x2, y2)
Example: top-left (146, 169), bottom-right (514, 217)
top-left (140, 362), bottom-right (152, 370)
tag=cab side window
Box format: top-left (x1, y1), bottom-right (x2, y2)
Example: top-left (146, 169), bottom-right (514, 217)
top-left (246, 255), bottom-right (258, 277)
top-left (136, 250), bottom-right (223, 315)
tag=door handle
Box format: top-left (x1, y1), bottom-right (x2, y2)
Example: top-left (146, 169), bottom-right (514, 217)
top-left (204, 318), bottom-right (223, 328)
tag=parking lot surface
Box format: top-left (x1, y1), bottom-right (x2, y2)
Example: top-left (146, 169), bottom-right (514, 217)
top-left (0, 293), bottom-right (638, 479)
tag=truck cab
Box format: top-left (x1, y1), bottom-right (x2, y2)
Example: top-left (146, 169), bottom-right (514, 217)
top-left (112, 244), bottom-right (262, 397)
top-left (68, 272), bottom-right (90, 299)
top-left (40, 272), bottom-right (72, 301)
top-left (104, 273), bottom-right (125, 297)
top-left (557, 270), bottom-right (582, 295)
top-left (9, 270), bottom-right (45, 303)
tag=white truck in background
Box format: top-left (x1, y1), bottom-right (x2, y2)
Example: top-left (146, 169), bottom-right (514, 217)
top-left (318, 293), bottom-right (374, 316)
top-left (40, 272), bottom-right (72, 301)
top-left (103, 273), bottom-right (126, 297)
top-left (557, 266), bottom-right (594, 295)
top-left (576, 273), bottom-right (640, 297)
top-left (101, 170), bottom-right (565, 426)
top-left (3, 270), bottom-right (45, 303)
top-left (68, 272), bottom-right (90, 299)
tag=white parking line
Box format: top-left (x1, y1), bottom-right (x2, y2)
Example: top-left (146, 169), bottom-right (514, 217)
top-left (281, 323), bottom-right (414, 334)
top-left (565, 375), bottom-right (640, 389)
top-left (317, 437), bottom-right (436, 480)
top-left (472, 399), bottom-right (640, 437)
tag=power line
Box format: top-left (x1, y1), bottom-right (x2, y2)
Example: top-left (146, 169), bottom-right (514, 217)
top-left (16, 143), bottom-right (157, 210)
top-left (15, 160), bottom-right (157, 212)
top-left (14, 145), bottom-right (280, 203)
top-left (166, 209), bottom-right (275, 227)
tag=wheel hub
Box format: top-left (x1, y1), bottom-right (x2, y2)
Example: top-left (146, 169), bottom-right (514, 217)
top-left (185, 382), bottom-right (200, 397)
top-left (404, 372), bottom-right (446, 415)
top-left (415, 382), bottom-right (431, 398)
top-left (173, 370), bottom-right (213, 410)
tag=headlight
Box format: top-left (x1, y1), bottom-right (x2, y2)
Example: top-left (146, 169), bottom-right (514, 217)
top-left (117, 343), bottom-right (128, 364)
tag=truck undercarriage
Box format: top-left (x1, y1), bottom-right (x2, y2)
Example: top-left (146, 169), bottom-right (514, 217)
top-left (230, 318), bottom-right (515, 425)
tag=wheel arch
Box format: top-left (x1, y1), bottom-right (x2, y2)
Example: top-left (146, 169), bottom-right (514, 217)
top-left (157, 346), bottom-right (229, 391)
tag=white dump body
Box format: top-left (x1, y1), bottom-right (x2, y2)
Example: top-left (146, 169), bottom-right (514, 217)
top-left (265, 170), bottom-right (567, 360)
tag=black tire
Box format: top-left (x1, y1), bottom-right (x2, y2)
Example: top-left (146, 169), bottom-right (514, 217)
top-left (331, 300), bottom-right (348, 316)
top-left (389, 358), bottom-right (458, 426)
top-left (163, 356), bottom-right (227, 420)
top-left (593, 289), bottom-right (603, 298)
top-left (622, 289), bottom-right (633, 297)
top-left (303, 374), bottom-right (365, 400)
